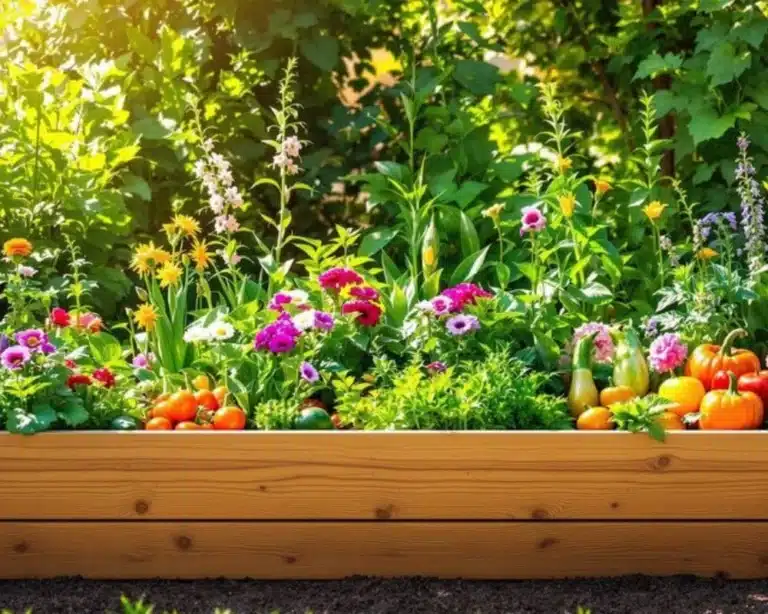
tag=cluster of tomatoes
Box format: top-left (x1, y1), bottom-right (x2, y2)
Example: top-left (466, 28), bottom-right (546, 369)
top-left (145, 376), bottom-right (247, 431)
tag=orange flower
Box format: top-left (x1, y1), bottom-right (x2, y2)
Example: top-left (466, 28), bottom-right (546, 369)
top-left (3, 238), bottom-right (33, 259)
top-left (594, 179), bottom-right (612, 195)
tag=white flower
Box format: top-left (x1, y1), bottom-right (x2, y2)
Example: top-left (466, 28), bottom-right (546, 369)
top-left (416, 300), bottom-right (435, 314)
top-left (293, 310), bottom-right (316, 331)
top-left (202, 138), bottom-right (215, 153)
top-left (193, 160), bottom-right (207, 179)
top-left (218, 168), bottom-right (234, 187)
top-left (17, 265), bottom-right (37, 278)
top-left (184, 325), bottom-right (212, 343)
top-left (272, 152), bottom-right (290, 168)
top-left (209, 193), bottom-right (225, 214)
top-left (286, 160), bottom-right (300, 175)
top-left (224, 186), bottom-right (244, 208)
top-left (282, 136), bottom-right (302, 158)
top-left (208, 321), bottom-right (235, 341)
top-left (210, 153), bottom-right (227, 170)
top-left (284, 289), bottom-right (309, 304)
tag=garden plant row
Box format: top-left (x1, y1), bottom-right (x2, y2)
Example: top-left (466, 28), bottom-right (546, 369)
top-left (3, 60), bottom-right (768, 581)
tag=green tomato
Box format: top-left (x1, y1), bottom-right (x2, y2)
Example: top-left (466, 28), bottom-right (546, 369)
top-left (294, 407), bottom-right (334, 430)
top-left (110, 416), bottom-right (140, 431)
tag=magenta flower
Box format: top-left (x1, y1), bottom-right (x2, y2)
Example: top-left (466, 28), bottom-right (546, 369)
top-left (571, 322), bottom-right (614, 363)
top-left (254, 314), bottom-right (302, 353)
top-left (1, 345), bottom-right (31, 370)
top-left (318, 268), bottom-right (363, 292)
top-left (440, 283), bottom-right (493, 313)
top-left (430, 296), bottom-right (454, 315)
top-left (342, 300), bottom-right (382, 327)
top-left (16, 329), bottom-right (48, 352)
top-left (268, 333), bottom-right (297, 354)
top-left (132, 353), bottom-right (154, 369)
top-left (349, 286), bottom-right (379, 301)
top-left (648, 333), bottom-right (688, 373)
top-left (426, 361), bottom-right (447, 374)
top-left (520, 205), bottom-right (547, 235)
top-left (313, 311), bottom-right (335, 331)
top-left (300, 361), bottom-right (320, 383)
top-left (445, 314), bottom-right (480, 336)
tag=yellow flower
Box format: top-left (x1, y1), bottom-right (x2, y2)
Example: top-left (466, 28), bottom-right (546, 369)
top-left (172, 214), bottom-right (200, 237)
top-left (131, 242), bottom-right (171, 275)
top-left (697, 247), bottom-right (719, 261)
top-left (643, 201), bottom-right (667, 222)
top-left (156, 261), bottom-right (183, 288)
top-left (558, 193), bottom-right (577, 218)
top-left (133, 303), bottom-right (159, 331)
top-left (162, 223), bottom-right (177, 239)
top-left (556, 155), bottom-right (572, 175)
top-left (3, 238), bottom-right (33, 258)
top-left (482, 203), bottom-right (505, 221)
top-left (189, 239), bottom-right (213, 272)
top-left (422, 246), bottom-right (436, 266)
top-left (594, 179), bottom-right (612, 195)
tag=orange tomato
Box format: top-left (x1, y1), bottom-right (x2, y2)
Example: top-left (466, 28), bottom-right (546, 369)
top-left (700, 373), bottom-right (764, 430)
top-left (192, 375), bottom-right (211, 390)
top-left (213, 406), bottom-right (247, 430)
top-left (200, 423), bottom-right (215, 430)
top-left (151, 400), bottom-right (174, 421)
top-left (155, 392), bottom-right (171, 404)
top-left (167, 390), bottom-right (198, 423)
top-left (599, 385), bottom-right (636, 407)
top-left (212, 386), bottom-right (228, 404)
top-left (658, 376), bottom-right (706, 417)
top-left (576, 407), bottom-right (614, 430)
top-left (685, 328), bottom-right (760, 390)
top-left (146, 417), bottom-right (172, 430)
top-left (194, 389), bottom-right (220, 412)
top-left (656, 412), bottom-right (685, 431)
top-left (175, 421), bottom-right (201, 430)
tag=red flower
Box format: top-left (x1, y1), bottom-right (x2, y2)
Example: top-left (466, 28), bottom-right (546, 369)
top-left (342, 300), bottom-right (382, 327)
top-left (349, 286), bottom-right (379, 301)
top-left (50, 307), bottom-right (71, 328)
top-left (318, 268), bottom-right (363, 292)
top-left (67, 374), bottom-right (92, 390)
top-left (92, 368), bottom-right (116, 388)
top-left (64, 359), bottom-right (77, 370)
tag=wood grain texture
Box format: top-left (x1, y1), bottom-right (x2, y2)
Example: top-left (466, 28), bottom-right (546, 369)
top-left (3, 521), bottom-right (768, 579)
top-left (0, 432), bottom-right (766, 520)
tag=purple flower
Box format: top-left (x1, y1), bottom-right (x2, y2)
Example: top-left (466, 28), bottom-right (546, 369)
top-left (314, 311), bottom-right (335, 331)
top-left (16, 329), bottom-right (48, 352)
top-left (40, 342), bottom-right (56, 355)
top-left (735, 136), bottom-right (766, 278)
top-left (426, 361), bottom-right (447, 374)
top-left (644, 318), bottom-right (659, 339)
top-left (268, 333), bottom-right (297, 354)
top-left (430, 296), bottom-right (453, 315)
top-left (520, 205), bottom-right (546, 235)
top-left (445, 314), bottom-right (480, 336)
top-left (0, 335), bottom-right (10, 354)
top-left (1, 345), bottom-right (31, 370)
top-left (738, 135), bottom-right (751, 152)
top-left (132, 353), bottom-right (154, 369)
top-left (648, 333), bottom-right (688, 373)
top-left (300, 361), bottom-right (320, 383)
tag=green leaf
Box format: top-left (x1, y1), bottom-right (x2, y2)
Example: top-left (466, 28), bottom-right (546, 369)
top-left (458, 211), bottom-right (480, 258)
top-left (381, 251), bottom-right (402, 286)
top-left (580, 281), bottom-right (613, 304)
top-left (450, 246), bottom-right (490, 285)
top-left (732, 18), bottom-right (768, 49)
top-left (373, 161), bottom-right (408, 182)
top-left (707, 41), bottom-right (751, 86)
top-left (687, 105), bottom-right (737, 145)
top-left (88, 333), bottom-right (124, 366)
top-left (453, 59), bottom-right (500, 95)
top-left (299, 35), bottom-right (339, 71)
top-left (693, 164), bottom-right (716, 185)
top-left (451, 181), bottom-right (488, 208)
top-left (122, 173), bottom-right (151, 201)
top-left (57, 400), bottom-right (89, 427)
top-left (132, 117), bottom-right (171, 140)
top-left (633, 52), bottom-right (682, 80)
top-left (359, 228), bottom-right (399, 257)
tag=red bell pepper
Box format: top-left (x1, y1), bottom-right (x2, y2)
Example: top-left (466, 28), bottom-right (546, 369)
top-left (711, 369), bottom-right (768, 407)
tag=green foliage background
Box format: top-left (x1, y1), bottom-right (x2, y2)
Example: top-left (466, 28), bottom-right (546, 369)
top-left (1, 0), bottom-right (766, 317)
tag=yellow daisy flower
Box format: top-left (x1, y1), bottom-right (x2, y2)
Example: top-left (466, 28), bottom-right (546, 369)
top-left (556, 155), bottom-right (572, 175)
top-left (172, 214), bottom-right (201, 237)
top-left (189, 239), bottom-right (213, 272)
top-left (643, 201), bottom-right (667, 222)
top-left (594, 179), bottom-right (612, 194)
top-left (697, 247), bottom-right (718, 261)
top-left (558, 193), bottom-right (576, 218)
top-left (482, 203), bottom-right (505, 221)
top-left (156, 261), bottom-right (183, 288)
top-left (133, 303), bottom-right (159, 331)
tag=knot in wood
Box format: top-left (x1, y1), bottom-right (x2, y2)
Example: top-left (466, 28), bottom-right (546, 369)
top-left (649, 455), bottom-right (672, 471)
top-left (134, 499), bottom-right (150, 515)
top-left (375, 504), bottom-right (395, 520)
top-left (175, 535), bottom-right (192, 551)
top-left (12, 541), bottom-right (29, 554)
top-left (531, 508), bottom-right (551, 520)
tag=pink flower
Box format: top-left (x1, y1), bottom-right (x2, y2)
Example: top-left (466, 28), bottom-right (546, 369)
top-left (349, 286), bottom-right (379, 301)
top-left (342, 300), bottom-right (382, 327)
top-left (318, 268), bottom-right (363, 292)
top-left (214, 215), bottom-right (240, 234)
top-left (282, 136), bottom-right (302, 158)
top-left (571, 322), bottom-right (614, 363)
top-left (520, 205), bottom-right (547, 235)
top-left (440, 283), bottom-right (493, 312)
top-left (209, 193), bottom-right (225, 214)
top-left (49, 308), bottom-right (71, 328)
top-left (648, 333), bottom-right (688, 373)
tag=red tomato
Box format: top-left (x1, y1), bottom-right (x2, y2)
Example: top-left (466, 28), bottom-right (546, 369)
top-left (151, 400), bottom-right (174, 421)
top-left (737, 371), bottom-right (768, 407)
top-left (167, 390), bottom-right (198, 423)
top-left (194, 389), bottom-right (220, 411)
top-left (146, 417), bottom-right (172, 430)
top-left (710, 370), bottom-right (733, 390)
top-left (213, 406), bottom-right (247, 430)
top-left (175, 421), bottom-right (201, 430)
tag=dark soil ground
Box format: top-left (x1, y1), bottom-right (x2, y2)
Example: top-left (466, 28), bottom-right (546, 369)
top-left (3, 577), bottom-right (768, 614)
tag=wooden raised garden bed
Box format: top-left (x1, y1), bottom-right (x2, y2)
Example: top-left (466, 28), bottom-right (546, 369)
top-left (1, 431), bottom-right (767, 580)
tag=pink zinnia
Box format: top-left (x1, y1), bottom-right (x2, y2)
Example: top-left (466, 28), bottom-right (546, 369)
top-left (571, 322), bottom-right (614, 363)
top-left (349, 286), bottom-right (379, 301)
top-left (648, 333), bottom-right (688, 373)
top-left (342, 300), bottom-right (382, 327)
top-left (440, 283), bottom-right (493, 312)
top-left (318, 268), bottom-right (363, 292)
top-left (520, 205), bottom-right (546, 235)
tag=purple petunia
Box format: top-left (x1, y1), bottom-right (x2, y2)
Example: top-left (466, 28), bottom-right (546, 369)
top-left (300, 361), bottom-right (320, 383)
top-left (254, 314), bottom-right (302, 354)
top-left (1, 345), bottom-right (31, 370)
top-left (520, 205), bottom-right (547, 235)
top-left (16, 329), bottom-right (48, 352)
top-left (445, 314), bottom-right (480, 336)
top-left (132, 353), bottom-right (155, 369)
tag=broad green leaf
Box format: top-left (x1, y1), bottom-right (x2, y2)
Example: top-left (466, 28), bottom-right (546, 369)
top-left (122, 173), bottom-right (151, 201)
top-left (450, 246), bottom-right (490, 285)
top-left (633, 52), bottom-right (682, 80)
top-left (88, 333), bottom-right (123, 366)
top-left (453, 59), bottom-right (500, 95)
top-left (359, 228), bottom-right (399, 257)
top-left (132, 117), bottom-right (171, 140)
top-left (381, 251), bottom-right (402, 286)
top-left (580, 281), bottom-right (613, 304)
top-left (299, 35), bottom-right (339, 71)
top-left (458, 211), bottom-right (480, 258)
top-left (707, 41), bottom-right (751, 86)
top-left (451, 181), bottom-right (488, 208)
top-left (732, 18), bottom-right (768, 49)
top-left (687, 105), bottom-right (736, 145)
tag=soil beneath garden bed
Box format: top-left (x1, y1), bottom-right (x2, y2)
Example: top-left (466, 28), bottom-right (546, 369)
top-left (2, 576), bottom-right (768, 613)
